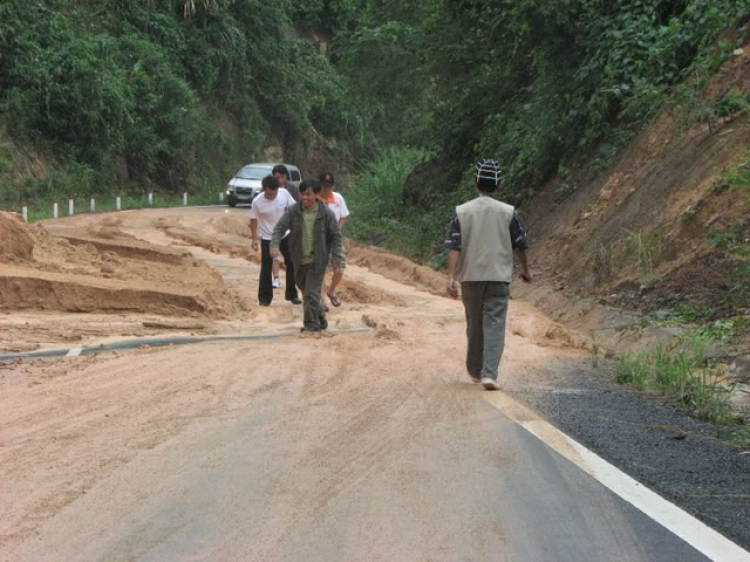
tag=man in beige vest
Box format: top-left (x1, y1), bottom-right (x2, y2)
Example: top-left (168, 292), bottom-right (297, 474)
top-left (445, 159), bottom-right (532, 390)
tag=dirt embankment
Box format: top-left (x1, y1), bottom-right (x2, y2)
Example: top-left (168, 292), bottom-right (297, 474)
top-left (0, 212), bottom-right (236, 320)
top-left (519, 39), bottom-right (750, 350)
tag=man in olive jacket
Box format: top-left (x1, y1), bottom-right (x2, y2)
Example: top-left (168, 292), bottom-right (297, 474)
top-left (271, 178), bottom-right (344, 332)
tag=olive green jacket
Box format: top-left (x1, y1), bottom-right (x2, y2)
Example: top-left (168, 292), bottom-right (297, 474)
top-left (271, 201), bottom-right (343, 274)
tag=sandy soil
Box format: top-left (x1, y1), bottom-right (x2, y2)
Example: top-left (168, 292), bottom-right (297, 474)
top-left (0, 208), bottom-right (588, 354)
top-left (0, 207), bottom-right (596, 559)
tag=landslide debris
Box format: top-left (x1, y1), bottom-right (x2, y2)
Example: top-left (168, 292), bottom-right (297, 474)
top-left (0, 212), bottom-right (235, 319)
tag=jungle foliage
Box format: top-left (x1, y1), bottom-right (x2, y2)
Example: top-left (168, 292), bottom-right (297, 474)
top-left (308, 0), bottom-right (749, 257)
top-left (415, 0), bottom-right (749, 201)
top-left (0, 0), bottom-right (364, 203)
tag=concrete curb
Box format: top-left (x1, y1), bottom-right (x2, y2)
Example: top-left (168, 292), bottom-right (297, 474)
top-left (0, 327), bottom-right (374, 361)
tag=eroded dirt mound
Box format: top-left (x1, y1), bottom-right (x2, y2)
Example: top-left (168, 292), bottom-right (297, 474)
top-left (523, 38), bottom-right (750, 335)
top-left (0, 221), bottom-right (236, 319)
top-left (0, 211), bottom-right (35, 262)
top-left (85, 216), bottom-right (139, 241)
top-left (348, 244), bottom-right (447, 294)
top-left (338, 278), bottom-right (408, 307)
top-left (0, 268), bottom-right (217, 316)
top-left (156, 216), bottom-right (259, 263)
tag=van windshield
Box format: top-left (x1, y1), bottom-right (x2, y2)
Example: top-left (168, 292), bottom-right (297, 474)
top-left (235, 166), bottom-right (271, 180)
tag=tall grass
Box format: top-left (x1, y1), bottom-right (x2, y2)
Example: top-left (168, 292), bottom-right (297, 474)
top-left (616, 338), bottom-right (735, 427)
top-left (346, 147), bottom-right (475, 265)
top-left (347, 148), bottom-right (426, 219)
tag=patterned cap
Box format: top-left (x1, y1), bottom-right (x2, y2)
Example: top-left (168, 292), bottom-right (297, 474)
top-left (475, 159), bottom-right (502, 185)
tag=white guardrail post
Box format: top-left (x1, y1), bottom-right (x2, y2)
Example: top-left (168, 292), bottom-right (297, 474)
top-left (148, 192), bottom-right (154, 205)
top-left (21, 204), bottom-right (28, 223)
top-left (90, 197), bottom-right (96, 213)
top-left (68, 197), bottom-right (75, 216)
top-left (53, 201), bottom-right (59, 219)
top-left (116, 196), bottom-right (122, 211)
top-left (219, 191), bottom-right (224, 202)
top-left (183, 192), bottom-right (188, 206)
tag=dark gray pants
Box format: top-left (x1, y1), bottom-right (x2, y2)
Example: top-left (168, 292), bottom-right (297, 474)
top-left (295, 264), bottom-right (327, 329)
top-left (461, 281), bottom-right (510, 381)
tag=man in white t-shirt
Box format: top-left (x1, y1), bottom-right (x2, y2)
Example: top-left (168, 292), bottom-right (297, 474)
top-left (250, 175), bottom-right (301, 306)
top-left (319, 172), bottom-right (350, 308)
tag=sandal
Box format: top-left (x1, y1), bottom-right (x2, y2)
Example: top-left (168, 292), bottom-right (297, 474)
top-left (327, 292), bottom-right (342, 308)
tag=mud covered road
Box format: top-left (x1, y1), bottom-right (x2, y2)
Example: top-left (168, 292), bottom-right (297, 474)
top-left (2, 208), bottom-right (749, 561)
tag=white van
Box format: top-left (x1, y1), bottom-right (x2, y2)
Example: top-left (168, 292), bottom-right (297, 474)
top-left (225, 163), bottom-right (302, 207)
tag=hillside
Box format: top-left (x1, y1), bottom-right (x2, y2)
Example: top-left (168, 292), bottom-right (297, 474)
top-left (517, 37), bottom-right (748, 330)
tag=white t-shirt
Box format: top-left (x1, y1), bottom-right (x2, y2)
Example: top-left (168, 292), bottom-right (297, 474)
top-left (249, 188), bottom-right (294, 240)
top-left (325, 192), bottom-right (350, 224)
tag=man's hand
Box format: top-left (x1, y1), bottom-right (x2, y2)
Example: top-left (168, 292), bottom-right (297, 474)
top-left (251, 238), bottom-right (259, 251)
top-left (270, 247), bottom-right (281, 260)
top-left (448, 278), bottom-right (459, 298)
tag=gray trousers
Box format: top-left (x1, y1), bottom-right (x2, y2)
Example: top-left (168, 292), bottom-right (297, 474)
top-left (461, 281), bottom-right (510, 381)
top-left (296, 264), bottom-right (327, 329)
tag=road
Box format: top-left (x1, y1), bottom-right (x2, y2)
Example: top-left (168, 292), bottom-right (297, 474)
top-left (1, 207), bottom-right (746, 561)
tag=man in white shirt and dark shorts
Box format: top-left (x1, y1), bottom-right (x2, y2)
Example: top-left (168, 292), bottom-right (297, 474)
top-left (250, 175), bottom-right (302, 307)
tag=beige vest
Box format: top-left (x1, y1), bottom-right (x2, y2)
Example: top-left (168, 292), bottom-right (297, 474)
top-left (455, 196), bottom-right (515, 282)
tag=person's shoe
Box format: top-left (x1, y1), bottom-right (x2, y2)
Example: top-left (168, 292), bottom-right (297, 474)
top-left (481, 377), bottom-right (500, 390)
top-left (320, 319), bottom-right (328, 330)
top-left (259, 301), bottom-right (271, 307)
top-left (272, 277), bottom-right (282, 289)
top-left (469, 376), bottom-right (482, 384)
top-left (290, 297), bottom-right (302, 305)
top-left (300, 326), bottom-right (320, 333)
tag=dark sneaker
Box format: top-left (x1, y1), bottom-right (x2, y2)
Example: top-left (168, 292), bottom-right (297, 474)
top-left (481, 377), bottom-right (500, 390)
top-left (259, 301), bottom-right (271, 307)
top-left (290, 298), bottom-right (302, 305)
top-left (320, 319), bottom-right (328, 330)
top-left (300, 326), bottom-right (320, 333)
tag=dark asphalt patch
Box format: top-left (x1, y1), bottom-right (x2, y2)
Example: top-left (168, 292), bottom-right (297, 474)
top-left (506, 357), bottom-right (750, 550)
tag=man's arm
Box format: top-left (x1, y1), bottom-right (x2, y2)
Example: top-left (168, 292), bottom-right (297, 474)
top-left (250, 218), bottom-right (259, 251)
top-left (270, 208), bottom-right (292, 258)
top-left (327, 211), bottom-right (344, 267)
top-left (515, 249), bottom-right (532, 282)
top-left (448, 249), bottom-right (461, 297)
top-left (444, 212), bottom-right (462, 297)
top-left (510, 212), bottom-right (532, 282)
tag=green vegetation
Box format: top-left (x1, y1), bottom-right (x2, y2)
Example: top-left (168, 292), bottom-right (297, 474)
top-left (616, 339), bottom-right (737, 428)
top-left (340, 0), bottom-right (748, 261)
top-left (346, 148), bottom-right (468, 265)
top-left (708, 221), bottom-right (747, 249)
top-left (0, 0), bottom-right (364, 209)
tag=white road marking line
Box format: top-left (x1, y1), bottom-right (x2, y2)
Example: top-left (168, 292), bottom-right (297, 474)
top-left (485, 392), bottom-right (750, 562)
top-left (66, 348), bottom-right (83, 357)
